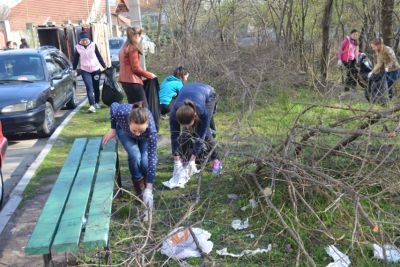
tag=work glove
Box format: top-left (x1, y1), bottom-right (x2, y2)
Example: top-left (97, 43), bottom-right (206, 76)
top-left (173, 160), bottom-right (184, 177)
top-left (187, 160), bottom-right (199, 176)
top-left (368, 72), bottom-right (373, 79)
top-left (75, 69), bottom-right (81, 76)
top-left (143, 188), bottom-right (153, 209)
top-left (337, 60), bottom-right (343, 68)
top-left (385, 67), bottom-right (389, 72)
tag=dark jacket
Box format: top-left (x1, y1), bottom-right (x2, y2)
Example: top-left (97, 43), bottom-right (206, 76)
top-left (169, 83), bottom-right (216, 156)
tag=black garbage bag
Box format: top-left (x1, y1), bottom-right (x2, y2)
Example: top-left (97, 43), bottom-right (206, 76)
top-left (144, 78), bottom-right (160, 131)
top-left (101, 67), bottom-right (124, 107)
top-left (358, 53), bottom-right (373, 89)
top-left (365, 71), bottom-right (388, 104)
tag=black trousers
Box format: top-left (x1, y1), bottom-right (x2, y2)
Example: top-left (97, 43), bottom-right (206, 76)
top-left (121, 82), bottom-right (148, 105)
top-left (343, 60), bottom-right (358, 91)
top-left (160, 96), bottom-right (176, 115)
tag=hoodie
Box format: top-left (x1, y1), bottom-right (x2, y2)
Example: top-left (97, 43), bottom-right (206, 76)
top-left (159, 75), bottom-right (184, 105)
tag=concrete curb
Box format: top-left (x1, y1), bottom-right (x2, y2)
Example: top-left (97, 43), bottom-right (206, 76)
top-left (0, 99), bottom-right (88, 235)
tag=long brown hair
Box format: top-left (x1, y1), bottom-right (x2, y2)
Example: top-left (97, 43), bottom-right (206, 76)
top-left (128, 101), bottom-right (148, 125)
top-left (173, 66), bottom-right (189, 81)
top-left (371, 37), bottom-right (384, 46)
top-left (176, 100), bottom-right (199, 127)
top-left (125, 27), bottom-right (143, 55)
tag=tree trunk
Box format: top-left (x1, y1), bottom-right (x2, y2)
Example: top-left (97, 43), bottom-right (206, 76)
top-left (155, 0), bottom-right (164, 55)
top-left (320, 0), bottom-right (334, 85)
top-left (381, 0), bottom-right (394, 46)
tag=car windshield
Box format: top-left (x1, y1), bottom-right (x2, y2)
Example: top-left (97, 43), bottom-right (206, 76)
top-left (109, 39), bottom-right (125, 50)
top-left (0, 54), bottom-right (45, 82)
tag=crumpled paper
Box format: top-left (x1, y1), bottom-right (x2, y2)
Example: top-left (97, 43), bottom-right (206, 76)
top-left (216, 245), bottom-right (272, 258)
top-left (162, 167), bottom-right (190, 189)
top-left (241, 199), bottom-right (258, 211)
top-left (325, 245), bottom-right (350, 267)
top-left (231, 218), bottom-right (249, 230)
top-left (373, 243), bottom-right (400, 263)
top-left (160, 227), bottom-right (213, 260)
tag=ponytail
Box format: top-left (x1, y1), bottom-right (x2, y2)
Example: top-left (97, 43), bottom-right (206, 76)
top-left (128, 101), bottom-right (148, 125)
top-left (176, 100), bottom-right (198, 126)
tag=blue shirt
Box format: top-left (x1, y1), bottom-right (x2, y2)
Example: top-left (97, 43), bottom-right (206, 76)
top-left (169, 83), bottom-right (216, 156)
top-left (110, 103), bottom-right (158, 182)
top-left (159, 75), bottom-right (183, 105)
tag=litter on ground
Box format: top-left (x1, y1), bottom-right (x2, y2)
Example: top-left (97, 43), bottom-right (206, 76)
top-left (325, 245), bottom-right (350, 267)
top-left (160, 227), bottom-right (213, 260)
top-left (231, 218), bottom-right (249, 230)
top-left (216, 245), bottom-right (272, 258)
top-left (372, 243), bottom-right (400, 263)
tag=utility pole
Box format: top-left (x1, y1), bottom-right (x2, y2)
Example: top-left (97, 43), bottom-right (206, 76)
top-left (106, 0), bottom-right (113, 36)
top-left (131, 0), bottom-right (146, 69)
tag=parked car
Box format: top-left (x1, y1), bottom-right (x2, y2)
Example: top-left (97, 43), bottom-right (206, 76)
top-left (0, 46), bottom-right (77, 137)
top-left (0, 120), bottom-right (7, 208)
top-left (108, 37), bottom-right (126, 70)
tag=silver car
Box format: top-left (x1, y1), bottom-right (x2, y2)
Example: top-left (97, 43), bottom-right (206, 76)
top-left (108, 37), bottom-right (126, 70)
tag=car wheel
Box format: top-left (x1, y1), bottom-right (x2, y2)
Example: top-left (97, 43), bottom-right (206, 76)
top-left (38, 102), bottom-right (55, 138)
top-left (66, 84), bottom-right (77, 109)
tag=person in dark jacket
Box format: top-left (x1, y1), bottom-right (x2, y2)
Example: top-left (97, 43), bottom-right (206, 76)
top-left (73, 31), bottom-right (106, 113)
top-left (19, 38), bottom-right (29, 49)
top-left (103, 102), bottom-right (158, 211)
top-left (159, 66), bottom-right (189, 118)
top-left (169, 83), bottom-right (222, 177)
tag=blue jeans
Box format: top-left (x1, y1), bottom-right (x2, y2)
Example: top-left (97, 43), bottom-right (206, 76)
top-left (387, 69), bottom-right (400, 99)
top-left (81, 69), bottom-right (101, 105)
top-left (116, 127), bottom-right (149, 182)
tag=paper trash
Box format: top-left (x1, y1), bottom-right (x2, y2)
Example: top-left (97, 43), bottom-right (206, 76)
top-left (245, 233), bottom-right (255, 239)
top-left (227, 193), bottom-right (239, 200)
top-left (216, 245), bottom-right (272, 258)
top-left (325, 245), bottom-right (350, 267)
top-left (241, 199), bottom-right (258, 211)
top-left (163, 168), bottom-right (190, 189)
top-left (231, 218), bottom-right (249, 230)
top-left (373, 243), bottom-right (400, 263)
top-left (160, 227), bottom-right (213, 260)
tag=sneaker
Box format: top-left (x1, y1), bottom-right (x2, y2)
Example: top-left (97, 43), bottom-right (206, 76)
top-left (88, 105), bottom-right (96, 113)
top-left (95, 103), bottom-right (101, 109)
top-left (212, 159), bottom-right (222, 175)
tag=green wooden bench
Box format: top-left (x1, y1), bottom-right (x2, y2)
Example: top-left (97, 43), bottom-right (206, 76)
top-left (25, 137), bottom-right (121, 266)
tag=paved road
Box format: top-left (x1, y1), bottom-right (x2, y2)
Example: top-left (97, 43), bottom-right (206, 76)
top-left (1, 81), bottom-right (88, 209)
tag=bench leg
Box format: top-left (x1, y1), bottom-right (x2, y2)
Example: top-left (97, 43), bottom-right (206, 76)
top-left (43, 253), bottom-right (53, 267)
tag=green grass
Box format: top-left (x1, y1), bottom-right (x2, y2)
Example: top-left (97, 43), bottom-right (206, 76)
top-left (21, 86), bottom-right (400, 266)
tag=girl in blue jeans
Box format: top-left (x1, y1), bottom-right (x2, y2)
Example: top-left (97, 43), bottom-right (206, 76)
top-left (103, 102), bottom-right (158, 210)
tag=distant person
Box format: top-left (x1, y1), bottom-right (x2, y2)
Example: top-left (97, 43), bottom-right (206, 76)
top-left (119, 27), bottom-right (156, 104)
top-left (12, 42), bottom-right (17, 49)
top-left (73, 31), bottom-right (107, 113)
top-left (338, 29), bottom-right (360, 91)
top-left (159, 66), bottom-right (189, 118)
top-left (169, 83), bottom-right (222, 178)
top-left (103, 102), bottom-right (158, 213)
top-left (5, 41), bottom-right (14, 49)
top-left (368, 38), bottom-right (400, 99)
top-left (19, 38), bottom-right (29, 49)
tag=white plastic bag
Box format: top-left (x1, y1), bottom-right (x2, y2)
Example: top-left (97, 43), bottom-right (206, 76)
top-left (373, 243), bottom-right (400, 263)
top-left (325, 245), bottom-right (350, 267)
top-left (163, 167), bottom-right (190, 189)
top-left (160, 227), bottom-right (213, 260)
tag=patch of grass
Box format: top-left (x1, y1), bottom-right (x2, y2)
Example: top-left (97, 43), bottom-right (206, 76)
top-left (21, 83), bottom-right (400, 266)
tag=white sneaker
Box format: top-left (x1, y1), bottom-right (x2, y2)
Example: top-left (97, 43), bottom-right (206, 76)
top-left (95, 103), bottom-right (101, 109)
top-left (88, 105), bottom-right (96, 113)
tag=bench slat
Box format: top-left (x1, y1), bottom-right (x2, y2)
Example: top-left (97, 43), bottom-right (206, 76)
top-left (52, 137), bottom-right (102, 253)
top-left (83, 145), bottom-right (117, 249)
top-left (25, 138), bottom-right (88, 255)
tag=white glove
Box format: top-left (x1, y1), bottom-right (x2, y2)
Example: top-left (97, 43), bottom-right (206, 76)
top-left (368, 72), bottom-right (373, 79)
top-left (173, 160), bottom-right (183, 176)
top-left (187, 160), bottom-right (199, 176)
top-left (143, 188), bottom-right (153, 209)
top-left (337, 60), bottom-right (343, 67)
top-left (385, 66), bottom-right (389, 72)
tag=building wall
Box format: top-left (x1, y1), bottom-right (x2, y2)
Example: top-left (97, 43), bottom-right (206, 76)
top-left (8, 0), bottom-right (109, 31)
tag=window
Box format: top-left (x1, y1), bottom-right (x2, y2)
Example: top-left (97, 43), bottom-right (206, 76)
top-left (0, 54), bottom-right (45, 81)
top-left (46, 59), bottom-right (62, 78)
